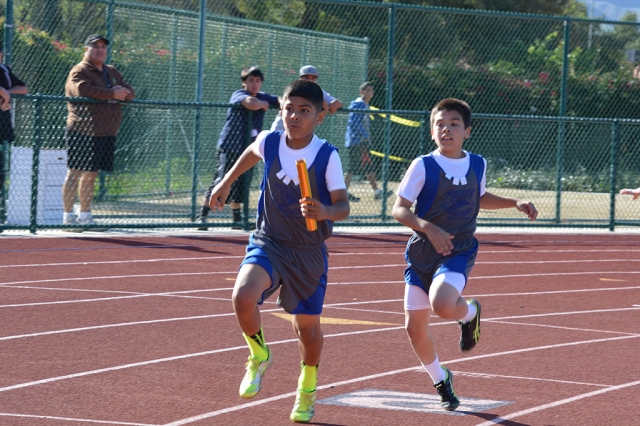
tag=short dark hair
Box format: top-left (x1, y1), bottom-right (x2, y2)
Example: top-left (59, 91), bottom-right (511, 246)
top-left (359, 81), bottom-right (373, 92)
top-left (430, 98), bottom-right (471, 129)
top-left (283, 79), bottom-right (324, 112)
top-left (241, 66), bottom-right (264, 81)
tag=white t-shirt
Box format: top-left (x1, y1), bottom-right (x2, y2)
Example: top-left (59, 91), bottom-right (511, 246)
top-left (397, 150), bottom-right (486, 203)
top-left (256, 131), bottom-right (346, 192)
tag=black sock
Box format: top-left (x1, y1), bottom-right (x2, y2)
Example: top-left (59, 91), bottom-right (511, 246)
top-left (232, 208), bottom-right (242, 222)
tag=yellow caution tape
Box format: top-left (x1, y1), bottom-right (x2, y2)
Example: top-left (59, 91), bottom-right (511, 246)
top-left (369, 106), bottom-right (422, 127)
top-left (369, 150), bottom-right (411, 163)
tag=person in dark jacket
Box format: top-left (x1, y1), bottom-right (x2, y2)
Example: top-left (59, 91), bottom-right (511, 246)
top-left (0, 47), bottom-right (28, 224)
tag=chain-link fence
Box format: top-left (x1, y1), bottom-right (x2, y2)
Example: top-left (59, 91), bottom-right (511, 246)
top-left (1, 0), bottom-right (640, 232)
top-left (2, 95), bottom-right (639, 232)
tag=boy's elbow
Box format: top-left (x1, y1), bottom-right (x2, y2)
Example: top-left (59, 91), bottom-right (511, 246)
top-left (392, 209), bottom-right (401, 221)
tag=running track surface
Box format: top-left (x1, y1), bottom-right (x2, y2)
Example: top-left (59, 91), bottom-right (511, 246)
top-left (0, 231), bottom-right (639, 426)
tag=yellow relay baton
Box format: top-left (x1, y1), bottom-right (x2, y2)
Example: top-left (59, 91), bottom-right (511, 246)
top-left (296, 159), bottom-right (317, 232)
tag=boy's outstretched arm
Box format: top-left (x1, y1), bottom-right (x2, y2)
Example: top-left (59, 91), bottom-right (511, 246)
top-left (300, 189), bottom-right (350, 223)
top-left (392, 195), bottom-right (454, 256)
top-left (619, 187), bottom-right (640, 200)
top-left (208, 142), bottom-right (262, 211)
top-left (480, 191), bottom-right (538, 220)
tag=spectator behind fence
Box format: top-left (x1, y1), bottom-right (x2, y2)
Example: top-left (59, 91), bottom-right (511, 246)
top-left (343, 81), bottom-right (391, 202)
top-left (197, 66), bottom-right (279, 230)
top-left (62, 34), bottom-right (134, 227)
top-left (269, 65), bottom-right (343, 132)
top-left (0, 47), bottom-right (28, 227)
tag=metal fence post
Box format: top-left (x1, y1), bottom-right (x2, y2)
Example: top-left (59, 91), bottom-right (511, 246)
top-left (165, 13), bottom-right (179, 196)
top-left (554, 19), bottom-right (571, 224)
top-left (30, 98), bottom-right (43, 234)
top-left (3, 0), bottom-right (14, 67)
top-left (608, 120), bottom-right (619, 231)
top-left (380, 4), bottom-right (395, 220)
top-left (0, 140), bottom-right (7, 225)
top-left (98, 0), bottom-right (116, 202)
top-left (191, 0), bottom-right (207, 222)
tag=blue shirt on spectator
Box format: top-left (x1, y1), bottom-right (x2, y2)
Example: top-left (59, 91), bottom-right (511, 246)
top-left (218, 89), bottom-right (279, 152)
top-left (344, 97), bottom-right (370, 148)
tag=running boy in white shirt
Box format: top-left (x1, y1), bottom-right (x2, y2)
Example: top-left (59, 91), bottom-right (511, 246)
top-left (392, 98), bottom-right (538, 411)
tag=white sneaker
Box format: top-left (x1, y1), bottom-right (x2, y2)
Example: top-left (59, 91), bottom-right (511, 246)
top-left (62, 214), bottom-right (78, 225)
top-left (77, 213), bottom-right (95, 226)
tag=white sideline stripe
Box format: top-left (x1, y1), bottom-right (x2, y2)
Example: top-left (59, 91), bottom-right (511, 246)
top-left (2, 253), bottom-right (640, 269)
top-left (161, 335), bottom-right (639, 425)
top-left (473, 379), bottom-right (640, 425)
top-left (0, 412), bottom-right (156, 425)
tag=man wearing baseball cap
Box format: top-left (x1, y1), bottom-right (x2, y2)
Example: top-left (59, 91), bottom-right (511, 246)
top-left (270, 65), bottom-right (343, 131)
top-left (62, 34), bottom-right (135, 228)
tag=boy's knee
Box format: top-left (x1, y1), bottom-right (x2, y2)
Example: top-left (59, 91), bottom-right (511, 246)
top-left (431, 300), bottom-right (456, 319)
top-left (293, 319), bottom-right (321, 340)
top-left (232, 285), bottom-right (257, 309)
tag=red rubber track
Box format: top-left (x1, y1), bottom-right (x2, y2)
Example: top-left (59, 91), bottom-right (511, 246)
top-left (0, 231), bottom-right (638, 425)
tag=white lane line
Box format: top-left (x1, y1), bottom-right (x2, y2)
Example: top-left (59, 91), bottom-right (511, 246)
top-left (478, 249), bottom-right (640, 254)
top-left (487, 320), bottom-right (640, 336)
top-left (0, 309), bottom-right (281, 342)
top-left (0, 329), bottom-right (635, 397)
top-left (0, 271), bottom-right (235, 287)
top-left (466, 286), bottom-right (640, 296)
top-left (1, 306), bottom-right (638, 342)
top-left (0, 286), bottom-right (234, 308)
top-left (0, 412), bottom-right (157, 425)
top-left (473, 271), bottom-right (640, 280)
top-left (3, 268), bottom-right (640, 290)
top-left (0, 294), bottom-right (157, 308)
top-left (473, 379), bottom-right (640, 425)
top-left (2, 253), bottom-right (640, 269)
top-left (3, 285), bottom-right (232, 296)
top-left (455, 371), bottom-right (611, 387)
top-left (475, 259), bottom-right (640, 264)
top-left (0, 327), bottom-right (400, 393)
top-left (0, 256), bottom-right (245, 269)
top-left (161, 334), bottom-right (639, 425)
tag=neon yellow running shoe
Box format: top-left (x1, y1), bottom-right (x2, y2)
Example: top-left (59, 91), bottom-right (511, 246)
top-left (238, 346), bottom-right (272, 399)
top-left (290, 389), bottom-right (316, 423)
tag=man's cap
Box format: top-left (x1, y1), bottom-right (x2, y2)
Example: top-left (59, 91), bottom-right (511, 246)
top-left (299, 65), bottom-right (319, 77)
top-left (85, 34), bottom-right (110, 46)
